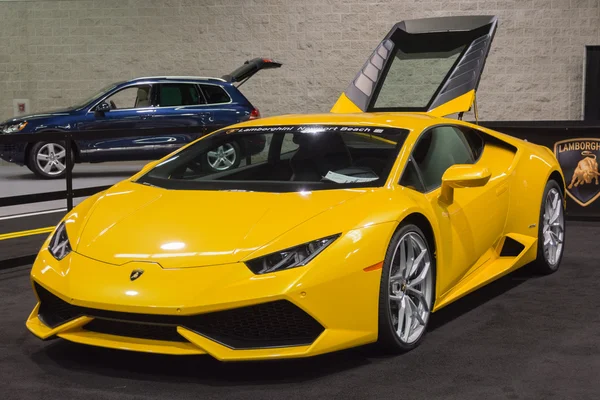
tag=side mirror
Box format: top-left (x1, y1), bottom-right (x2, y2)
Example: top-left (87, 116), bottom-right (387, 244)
top-left (95, 102), bottom-right (110, 114)
top-left (439, 164), bottom-right (491, 204)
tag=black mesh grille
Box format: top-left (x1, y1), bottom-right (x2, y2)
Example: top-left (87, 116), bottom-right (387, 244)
top-left (36, 283), bottom-right (81, 328)
top-left (0, 144), bottom-right (17, 153)
top-left (34, 283), bottom-right (324, 349)
top-left (83, 319), bottom-right (188, 343)
top-left (186, 300), bottom-right (325, 348)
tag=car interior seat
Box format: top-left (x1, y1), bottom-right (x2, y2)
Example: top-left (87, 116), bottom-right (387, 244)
top-left (289, 132), bottom-right (353, 181)
top-left (135, 88), bottom-right (151, 108)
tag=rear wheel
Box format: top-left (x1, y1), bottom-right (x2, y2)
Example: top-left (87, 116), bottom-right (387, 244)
top-left (531, 180), bottom-right (565, 274)
top-left (27, 141), bottom-right (72, 179)
top-left (203, 142), bottom-right (241, 173)
top-left (377, 224), bottom-right (435, 353)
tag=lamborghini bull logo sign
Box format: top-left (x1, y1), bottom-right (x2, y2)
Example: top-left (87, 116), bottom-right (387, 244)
top-left (555, 138), bottom-right (600, 207)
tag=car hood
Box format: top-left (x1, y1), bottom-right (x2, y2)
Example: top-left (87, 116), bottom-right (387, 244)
top-left (2, 108), bottom-right (76, 125)
top-left (72, 181), bottom-right (368, 269)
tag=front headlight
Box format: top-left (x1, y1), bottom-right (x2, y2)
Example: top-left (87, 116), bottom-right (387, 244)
top-left (2, 121), bottom-right (27, 134)
top-left (48, 222), bottom-right (71, 260)
top-left (245, 234), bottom-right (340, 274)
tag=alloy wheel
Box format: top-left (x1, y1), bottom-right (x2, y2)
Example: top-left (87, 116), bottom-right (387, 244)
top-left (36, 143), bottom-right (67, 176)
top-left (207, 144), bottom-right (237, 171)
top-left (542, 187), bottom-right (564, 268)
top-left (388, 231), bottom-right (433, 345)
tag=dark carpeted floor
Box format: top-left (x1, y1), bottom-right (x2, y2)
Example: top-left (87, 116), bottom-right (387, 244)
top-left (1, 221), bottom-right (599, 400)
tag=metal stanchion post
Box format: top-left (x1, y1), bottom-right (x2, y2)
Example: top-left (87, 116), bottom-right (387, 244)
top-left (65, 134), bottom-right (73, 211)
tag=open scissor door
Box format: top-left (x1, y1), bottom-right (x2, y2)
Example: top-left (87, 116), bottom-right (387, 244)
top-left (331, 16), bottom-right (498, 117)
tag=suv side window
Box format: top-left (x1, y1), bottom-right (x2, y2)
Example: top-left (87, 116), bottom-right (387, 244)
top-left (104, 84), bottom-right (152, 110)
top-left (408, 126), bottom-right (475, 192)
top-left (200, 84), bottom-right (231, 104)
top-left (157, 83), bottom-right (203, 107)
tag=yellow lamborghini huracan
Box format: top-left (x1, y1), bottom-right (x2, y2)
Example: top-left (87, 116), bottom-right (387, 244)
top-left (27, 16), bottom-right (566, 360)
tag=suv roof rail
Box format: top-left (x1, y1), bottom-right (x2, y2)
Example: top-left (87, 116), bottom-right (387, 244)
top-left (131, 76), bottom-right (226, 82)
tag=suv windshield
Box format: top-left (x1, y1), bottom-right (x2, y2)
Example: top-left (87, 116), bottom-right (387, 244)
top-left (73, 82), bottom-right (122, 109)
top-left (138, 125), bottom-right (409, 192)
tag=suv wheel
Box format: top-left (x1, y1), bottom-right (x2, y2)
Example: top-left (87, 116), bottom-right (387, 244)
top-left (203, 142), bottom-right (241, 172)
top-left (28, 141), bottom-right (72, 179)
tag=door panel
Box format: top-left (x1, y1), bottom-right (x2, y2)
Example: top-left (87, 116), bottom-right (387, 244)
top-left (76, 85), bottom-right (160, 161)
top-left (428, 170), bottom-right (509, 296)
top-left (149, 83), bottom-right (209, 157)
top-left (198, 84), bottom-right (246, 134)
top-left (403, 125), bottom-right (510, 296)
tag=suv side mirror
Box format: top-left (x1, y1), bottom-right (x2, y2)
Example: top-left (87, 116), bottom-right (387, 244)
top-left (95, 102), bottom-right (111, 113)
top-left (439, 164), bottom-right (491, 204)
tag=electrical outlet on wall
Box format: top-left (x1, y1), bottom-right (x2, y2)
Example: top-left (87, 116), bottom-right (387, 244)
top-left (12, 99), bottom-right (30, 117)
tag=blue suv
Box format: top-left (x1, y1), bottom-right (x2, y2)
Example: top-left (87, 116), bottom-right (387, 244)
top-left (0, 58), bottom-right (280, 178)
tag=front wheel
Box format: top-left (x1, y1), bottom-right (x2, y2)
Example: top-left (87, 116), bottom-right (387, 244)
top-left (377, 224), bottom-right (435, 354)
top-left (531, 180), bottom-right (565, 274)
top-left (27, 141), bottom-right (73, 179)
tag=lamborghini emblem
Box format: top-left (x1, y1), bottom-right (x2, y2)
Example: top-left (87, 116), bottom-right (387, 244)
top-left (555, 138), bottom-right (600, 207)
top-left (130, 269), bottom-right (144, 281)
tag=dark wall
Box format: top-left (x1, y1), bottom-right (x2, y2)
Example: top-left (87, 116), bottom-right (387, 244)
top-left (584, 46), bottom-right (600, 121)
top-left (481, 121), bottom-right (600, 218)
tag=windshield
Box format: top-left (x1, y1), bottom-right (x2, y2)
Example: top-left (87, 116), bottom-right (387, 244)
top-left (137, 125), bottom-right (409, 192)
top-left (73, 82), bottom-right (122, 109)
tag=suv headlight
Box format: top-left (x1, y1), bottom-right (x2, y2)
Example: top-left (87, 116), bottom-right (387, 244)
top-left (2, 121), bottom-right (27, 134)
top-left (245, 234), bottom-right (340, 274)
top-left (48, 222), bottom-right (72, 260)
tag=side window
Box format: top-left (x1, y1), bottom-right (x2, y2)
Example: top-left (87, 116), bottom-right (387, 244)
top-left (104, 85), bottom-right (152, 109)
top-left (200, 84), bottom-right (231, 104)
top-left (400, 160), bottom-right (425, 192)
top-left (461, 128), bottom-right (485, 161)
top-left (410, 126), bottom-right (474, 192)
top-left (158, 84), bottom-right (203, 107)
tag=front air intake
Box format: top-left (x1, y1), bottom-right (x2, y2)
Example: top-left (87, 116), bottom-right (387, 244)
top-left (34, 283), bottom-right (324, 349)
top-left (83, 319), bottom-right (188, 343)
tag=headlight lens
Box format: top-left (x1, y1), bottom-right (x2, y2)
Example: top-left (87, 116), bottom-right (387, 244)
top-left (48, 222), bottom-right (72, 260)
top-left (245, 234), bottom-right (340, 274)
top-left (2, 121), bottom-right (27, 134)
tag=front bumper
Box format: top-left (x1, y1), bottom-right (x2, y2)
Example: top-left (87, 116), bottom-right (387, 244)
top-left (27, 224), bottom-right (392, 360)
top-left (0, 142), bottom-right (26, 165)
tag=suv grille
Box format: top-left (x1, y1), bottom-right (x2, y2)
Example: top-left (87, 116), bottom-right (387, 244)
top-left (0, 144), bottom-right (17, 153)
top-left (34, 283), bottom-right (324, 349)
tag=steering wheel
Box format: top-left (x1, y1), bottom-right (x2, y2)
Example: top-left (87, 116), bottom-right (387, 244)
top-left (109, 100), bottom-right (117, 110)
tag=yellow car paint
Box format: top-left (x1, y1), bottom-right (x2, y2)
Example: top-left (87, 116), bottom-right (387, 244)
top-left (26, 111), bottom-right (565, 360)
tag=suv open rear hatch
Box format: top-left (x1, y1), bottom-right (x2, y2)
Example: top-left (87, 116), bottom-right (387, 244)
top-left (222, 58), bottom-right (283, 87)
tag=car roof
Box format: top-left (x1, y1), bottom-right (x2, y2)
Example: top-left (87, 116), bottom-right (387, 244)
top-left (228, 112), bottom-right (444, 132)
top-left (127, 76), bottom-right (228, 84)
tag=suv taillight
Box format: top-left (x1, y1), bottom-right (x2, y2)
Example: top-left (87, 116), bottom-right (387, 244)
top-left (249, 108), bottom-right (261, 120)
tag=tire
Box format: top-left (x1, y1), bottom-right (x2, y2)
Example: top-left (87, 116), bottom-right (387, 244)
top-left (202, 141), bottom-right (241, 173)
top-left (27, 141), bottom-right (73, 179)
top-left (376, 223), bottom-right (435, 354)
top-left (530, 179), bottom-right (565, 274)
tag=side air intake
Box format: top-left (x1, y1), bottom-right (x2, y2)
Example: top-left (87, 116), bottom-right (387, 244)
top-left (499, 236), bottom-right (525, 257)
